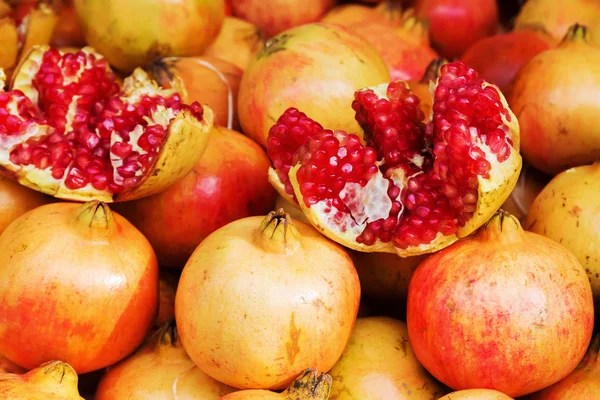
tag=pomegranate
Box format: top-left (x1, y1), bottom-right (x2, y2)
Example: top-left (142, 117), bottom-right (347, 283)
top-left (415, 0), bottom-right (499, 58)
top-left (148, 56), bottom-right (243, 130)
top-left (0, 353), bottom-right (25, 374)
top-left (408, 58), bottom-right (446, 118)
top-left (406, 211), bottom-right (595, 397)
top-left (461, 29), bottom-right (554, 96)
top-left (74, 0), bottom-right (225, 72)
top-left (500, 162), bottom-right (550, 222)
top-left (267, 62), bottom-right (522, 257)
top-left (203, 17), bottom-right (265, 71)
top-left (328, 316), bottom-right (444, 399)
top-left (515, 0), bottom-right (600, 43)
top-left (115, 126), bottom-right (276, 268)
top-left (175, 210), bottom-right (360, 389)
top-left (509, 24), bottom-right (600, 174)
top-left (351, 11), bottom-right (439, 82)
top-left (529, 334), bottom-right (600, 399)
top-left (321, 2), bottom-right (404, 27)
top-left (156, 269), bottom-right (179, 328)
top-left (439, 389), bottom-right (513, 399)
top-left (219, 369), bottom-right (331, 399)
top-left (237, 22), bottom-right (390, 147)
top-left (229, 0), bottom-right (336, 38)
top-left (50, 1), bottom-right (86, 48)
top-left (0, 361), bottom-right (83, 399)
top-left (0, 46), bottom-right (214, 202)
top-left (524, 162), bottom-right (600, 308)
top-left (96, 321), bottom-right (236, 399)
top-left (0, 176), bottom-right (49, 234)
top-left (0, 200), bottom-right (159, 373)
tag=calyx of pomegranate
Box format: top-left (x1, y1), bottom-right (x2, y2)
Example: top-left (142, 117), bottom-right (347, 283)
top-left (282, 368), bottom-right (332, 400)
top-left (0, 45), bottom-right (214, 202)
top-left (256, 208), bottom-right (301, 254)
top-left (267, 62), bottom-right (521, 257)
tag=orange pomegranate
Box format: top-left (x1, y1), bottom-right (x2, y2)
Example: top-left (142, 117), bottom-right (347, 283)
top-left (175, 210), bottom-right (361, 389)
top-left (321, 2), bottom-right (404, 27)
top-left (0, 361), bottom-right (83, 400)
top-left (115, 127), bottom-right (276, 268)
top-left (0, 177), bottom-right (49, 235)
top-left (0, 201), bottom-right (159, 373)
top-left (439, 389), bottom-right (514, 399)
top-left (328, 316), bottom-right (444, 399)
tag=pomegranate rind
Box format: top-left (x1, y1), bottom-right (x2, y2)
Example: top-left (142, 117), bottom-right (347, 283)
top-left (19, 4), bottom-right (58, 65)
top-left (267, 166), bottom-right (295, 204)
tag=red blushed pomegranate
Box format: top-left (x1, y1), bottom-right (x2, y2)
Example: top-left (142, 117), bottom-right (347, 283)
top-left (351, 11), bottom-right (439, 82)
top-left (0, 46), bottom-right (214, 202)
top-left (0, 200), bottom-right (159, 373)
top-left (328, 317), bottom-right (444, 399)
top-left (148, 56), bottom-right (243, 130)
top-left (175, 210), bottom-right (360, 390)
top-left (95, 322), bottom-right (236, 399)
top-left (74, 0), bottom-right (225, 72)
top-left (230, 0), bottom-right (336, 38)
top-left (203, 17), bottom-right (266, 71)
top-left (461, 29), bottom-right (554, 96)
top-left (237, 23), bottom-right (390, 148)
top-left (529, 335), bottom-right (600, 399)
top-left (439, 389), bottom-right (513, 399)
top-left (406, 211), bottom-right (595, 397)
top-left (321, 2), bottom-right (404, 28)
top-left (510, 24), bottom-right (600, 174)
top-left (0, 361), bottom-right (83, 400)
top-left (50, 1), bottom-right (86, 48)
top-left (415, 0), bottom-right (499, 58)
top-left (0, 176), bottom-right (49, 234)
top-left (500, 162), bottom-right (550, 223)
top-left (267, 61), bottom-right (522, 257)
top-left (0, 353), bottom-right (25, 374)
top-left (115, 126), bottom-right (276, 268)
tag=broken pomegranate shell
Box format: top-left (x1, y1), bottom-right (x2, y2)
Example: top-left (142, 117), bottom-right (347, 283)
top-left (268, 61), bottom-right (521, 257)
top-left (0, 45), bottom-right (214, 202)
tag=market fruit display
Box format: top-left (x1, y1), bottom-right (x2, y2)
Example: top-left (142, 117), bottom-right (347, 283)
top-left (0, 361), bottom-right (84, 400)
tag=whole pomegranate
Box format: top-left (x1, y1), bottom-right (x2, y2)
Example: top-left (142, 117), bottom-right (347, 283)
top-left (352, 11), bottom-right (439, 81)
top-left (220, 369), bottom-right (331, 400)
top-left (407, 211), bottom-right (595, 397)
top-left (0, 177), bottom-right (48, 234)
top-left (267, 62), bottom-right (522, 257)
top-left (500, 162), bottom-right (551, 222)
top-left (95, 322), bottom-right (236, 399)
top-left (115, 126), bottom-right (276, 268)
top-left (439, 389), bottom-right (513, 399)
top-left (515, 0), bottom-right (600, 43)
top-left (415, 0), bottom-right (499, 58)
top-left (510, 24), bottom-right (600, 174)
top-left (0, 46), bottom-right (214, 203)
top-left (328, 316), bottom-right (444, 399)
top-left (203, 17), bottom-right (265, 71)
top-left (525, 163), bottom-right (600, 307)
top-left (529, 334), bottom-right (600, 399)
top-left (74, 0), bottom-right (225, 72)
top-left (0, 200), bottom-right (159, 373)
top-left (229, 0), bottom-right (336, 38)
top-left (237, 23), bottom-right (390, 147)
top-left (0, 361), bottom-right (83, 400)
top-left (175, 210), bottom-right (361, 389)
top-left (461, 29), bottom-right (554, 96)
top-left (148, 56), bottom-right (243, 130)
top-left (321, 2), bottom-right (404, 27)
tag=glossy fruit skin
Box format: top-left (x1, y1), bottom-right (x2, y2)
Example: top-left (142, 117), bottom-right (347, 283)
top-left (509, 26), bottom-right (600, 174)
top-left (525, 163), bottom-right (600, 309)
top-left (407, 213), bottom-right (595, 397)
top-left (115, 127), bottom-right (276, 268)
top-left (74, 0), bottom-right (225, 72)
top-left (461, 29), bottom-right (553, 96)
top-left (0, 177), bottom-right (49, 235)
top-left (416, 0), bottom-right (499, 58)
top-left (439, 389), bottom-right (514, 399)
top-left (0, 202), bottom-right (159, 373)
top-left (328, 316), bottom-right (444, 399)
top-left (229, 0), bottom-right (336, 38)
top-left (237, 23), bottom-right (390, 147)
top-left (175, 213), bottom-right (361, 390)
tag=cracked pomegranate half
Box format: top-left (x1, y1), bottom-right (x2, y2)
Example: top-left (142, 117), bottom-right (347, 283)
top-left (0, 45), bottom-right (214, 202)
top-left (267, 61), bottom-right (521, 256)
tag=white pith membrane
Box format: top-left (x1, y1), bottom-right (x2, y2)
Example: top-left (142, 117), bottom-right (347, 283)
top-left (0, 46), bottom-right (211, 202)
top-left (286, 65), bottom-right (522, 257)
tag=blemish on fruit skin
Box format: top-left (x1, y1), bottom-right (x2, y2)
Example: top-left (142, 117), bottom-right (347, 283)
top-left (285, 313), bottom-right (301, 365)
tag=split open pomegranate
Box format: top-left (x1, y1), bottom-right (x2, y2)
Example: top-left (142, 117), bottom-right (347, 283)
top-left (0, 45), bottom-right (214, 202)
top-left (267, 61), bottom-right (521, 256)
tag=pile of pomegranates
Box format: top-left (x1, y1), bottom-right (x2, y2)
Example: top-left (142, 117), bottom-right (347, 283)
top-left (1, 1), bottom-right (600, 399)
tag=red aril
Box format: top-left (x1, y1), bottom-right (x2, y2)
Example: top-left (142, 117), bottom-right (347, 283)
top-left (0, 361), bottom-right (83, 400)
top-left (0, 200), bottom-right (159, 373)
top-left (268, 61), bottom-right (522, 257)
top-left (406, 211), bottom-right (595, 397)
top-left (0, 176), bottom-right (49, 234)
top-left (115, 126), bottom-right (276, 268)
top-left (0, 46), bottom-right (214, 202)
